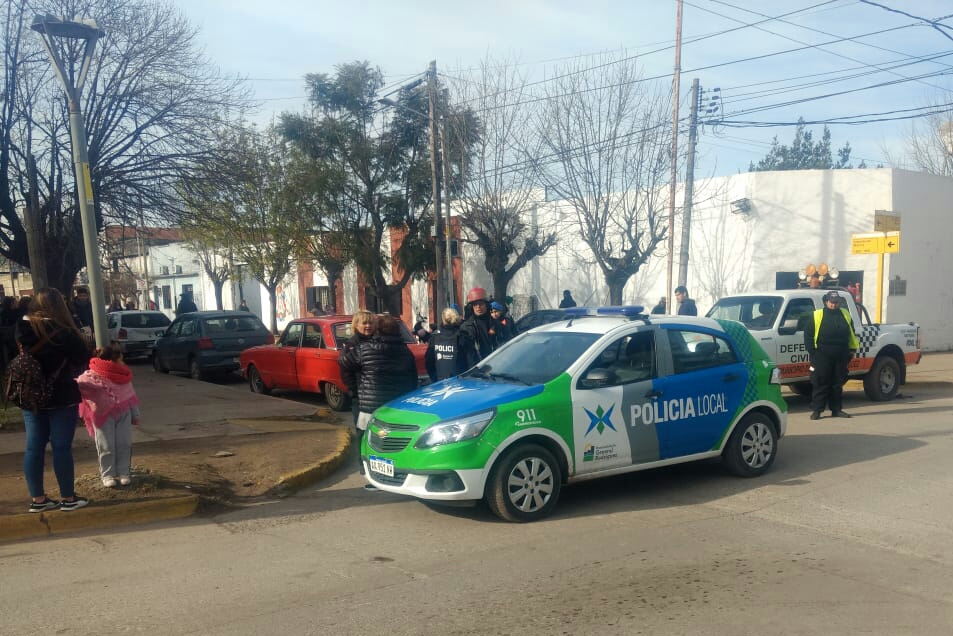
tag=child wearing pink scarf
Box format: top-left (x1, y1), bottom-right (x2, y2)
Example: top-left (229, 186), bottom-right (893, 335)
top-left (76, 342), bottom-right (140, 488)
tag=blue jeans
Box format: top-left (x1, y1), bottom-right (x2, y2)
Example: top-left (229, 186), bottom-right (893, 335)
top-left (23, 405), bottom-right (80, 499)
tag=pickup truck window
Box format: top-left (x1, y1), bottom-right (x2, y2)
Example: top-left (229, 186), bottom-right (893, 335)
top-left (778, 299), bottom-right (816, 334)
top-left (707, 296), bottom-right (782, 330)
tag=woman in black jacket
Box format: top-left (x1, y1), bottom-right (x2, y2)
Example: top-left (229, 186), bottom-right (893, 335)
top-left (16, 288), bottom-right (92, 512)
top-left (341, 314), bottom-right (417, 425)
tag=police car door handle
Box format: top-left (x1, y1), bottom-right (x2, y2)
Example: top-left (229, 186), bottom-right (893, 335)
top-left (644, 390), bottom-right (662, 399)
top-left (722, 373), bottom-right (739, 382)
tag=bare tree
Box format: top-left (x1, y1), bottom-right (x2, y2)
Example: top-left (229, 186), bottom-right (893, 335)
top-left (884, 102), bottom-right (953, 176)
top-left (0, 0), bottom-right (251, 291)
top-left (180, 221), bottom-right (231, 310)
top-left (537, 56), bottom-right (673, 305)
top-left (447, 58), bottom-right (556, 301)
top-left (181, 125), bottom-right (300, 332)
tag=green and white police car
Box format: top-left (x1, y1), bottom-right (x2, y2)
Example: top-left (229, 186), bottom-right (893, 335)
top-left (362, 307), bottom-right (787, 522)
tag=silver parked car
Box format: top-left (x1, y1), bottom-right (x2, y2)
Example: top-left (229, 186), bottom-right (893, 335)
top-left (106, 311), bottom-right (172, 359)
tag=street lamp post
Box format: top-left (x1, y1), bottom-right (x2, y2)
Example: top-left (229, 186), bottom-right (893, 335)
top-left (31, 14), bottom-right (109, 347)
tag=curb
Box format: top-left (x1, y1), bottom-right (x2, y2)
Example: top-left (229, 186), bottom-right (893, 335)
top-left (273, 427), bottom-right (353, 495)
top-left (0, 423), bottom-right (353, 543)
top-left (0, 495), bottom-right (200, 543)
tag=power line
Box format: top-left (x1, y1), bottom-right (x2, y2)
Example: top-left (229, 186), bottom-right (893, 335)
top-left (686, 0), bottom-right (951, 90)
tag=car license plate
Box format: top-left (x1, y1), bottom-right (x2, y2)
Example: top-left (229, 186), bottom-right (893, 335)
top-left (368, 455), bottom-right (394, 477)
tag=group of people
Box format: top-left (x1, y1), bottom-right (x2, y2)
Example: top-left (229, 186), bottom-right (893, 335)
top-left (14, 287), bottom-right (143, 513)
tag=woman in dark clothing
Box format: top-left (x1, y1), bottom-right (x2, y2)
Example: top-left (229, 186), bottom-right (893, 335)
top-left (15, 288), bottom-right (92, 512)
top-left (340, 314), bottom-right (417, 487)
top-left (339, 310), bottom-right (376, 429)
top-left (425, 307), bottom-right (473, 382)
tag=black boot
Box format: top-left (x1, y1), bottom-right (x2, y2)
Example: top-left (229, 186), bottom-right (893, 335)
top-left (832, 410), bottom-right (852, 418)
top-left (810, 411), bottom-right (822, 420)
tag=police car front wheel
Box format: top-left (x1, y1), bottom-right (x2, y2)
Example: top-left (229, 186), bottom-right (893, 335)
top-left (723, 412), bottom-right (778, 477)
top-left (486, 444), bottom-right (562, 523)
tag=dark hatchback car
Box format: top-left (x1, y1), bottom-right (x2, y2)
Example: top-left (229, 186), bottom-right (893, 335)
top-left (514, 309), bottom-right (572, 333)
top-left (153, 311), bottom-right (274, 380)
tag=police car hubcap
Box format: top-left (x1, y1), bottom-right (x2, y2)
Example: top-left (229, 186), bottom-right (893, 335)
top-left (507, 458), bottom-right (554, 512)
top-left (740, 422), bottom-right (773, 469)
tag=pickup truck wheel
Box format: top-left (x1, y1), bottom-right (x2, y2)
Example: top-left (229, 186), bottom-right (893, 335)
top-left (323, 382), bottom-right (350, 411)
top-left (790, 382), bottom-right (812, 397)
top-left (247, 366), bottom-right (270, 395)
top-left (485, 444), bottom-right (562, 523)
top-left (723, 412), bottom-right (777, 477)
top-left (863, 355), bottom-right (900, 401)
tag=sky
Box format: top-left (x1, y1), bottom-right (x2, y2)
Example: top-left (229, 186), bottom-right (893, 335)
top-left (170, 0), bottom-right (953, 177)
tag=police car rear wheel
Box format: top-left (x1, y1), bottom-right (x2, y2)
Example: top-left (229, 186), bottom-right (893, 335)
top-left (863, 355), bottom-right (900, 401)
top-left (486, 444), bottom-right (562, 523)
top-left (724, 413), bottom-right (777, 477)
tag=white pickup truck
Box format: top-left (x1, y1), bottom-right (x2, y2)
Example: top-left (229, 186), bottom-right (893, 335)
top-left (707, 289), bottom-right (921, 401)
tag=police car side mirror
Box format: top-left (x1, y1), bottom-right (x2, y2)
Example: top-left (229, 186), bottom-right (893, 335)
top-left (778, 318), bottom-right (800, 336)
top-left (580, 368), bottom-right (616, 389)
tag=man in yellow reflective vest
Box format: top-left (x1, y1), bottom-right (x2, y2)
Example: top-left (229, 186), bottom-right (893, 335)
top-left (804, 291), bottom-right (860, 420)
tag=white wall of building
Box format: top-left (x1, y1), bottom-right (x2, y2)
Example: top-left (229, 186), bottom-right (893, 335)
top-left (489, 168), bottom-right (951, 351)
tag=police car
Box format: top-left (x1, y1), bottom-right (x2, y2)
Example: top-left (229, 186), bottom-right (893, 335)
top-left (362, 307), bottom-right (787, 522)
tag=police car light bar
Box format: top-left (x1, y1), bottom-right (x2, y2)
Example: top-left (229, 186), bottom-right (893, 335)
top-left (562, 306), bottom-right (646, 318)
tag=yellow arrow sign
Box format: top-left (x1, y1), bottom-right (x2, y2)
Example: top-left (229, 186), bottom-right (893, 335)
top-left (883, 231), bottom-right (900, 253)
top-left (851, 232), bottom-right (901, 254)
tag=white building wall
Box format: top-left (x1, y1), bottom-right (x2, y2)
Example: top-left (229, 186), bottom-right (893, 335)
top-left (492, 168), bottom-right (952, 351)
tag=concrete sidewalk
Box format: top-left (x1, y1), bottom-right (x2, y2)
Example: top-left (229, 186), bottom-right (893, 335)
top-left (0, 367), bottom-right (351, 542)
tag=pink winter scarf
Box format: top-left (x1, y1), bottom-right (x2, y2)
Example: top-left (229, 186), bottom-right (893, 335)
top-left (76, 361), bottom-right (140, 437)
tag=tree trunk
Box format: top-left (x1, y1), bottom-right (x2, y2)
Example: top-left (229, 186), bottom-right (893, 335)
top-left (607, 278), bottom-right (626, 305)
top-left (213, 280), bottom-right (224, 310)
top-left (491, 271), bottom-right (511, 304)
top-left (267, 286), bottom-right (278, 334)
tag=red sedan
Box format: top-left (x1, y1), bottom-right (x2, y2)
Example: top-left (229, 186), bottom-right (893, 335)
top-left (239, 316), bottom-right (428, 410)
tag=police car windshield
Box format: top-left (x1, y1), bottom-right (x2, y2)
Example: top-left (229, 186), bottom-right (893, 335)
top-left (463, 332), bottom-right (601, 385)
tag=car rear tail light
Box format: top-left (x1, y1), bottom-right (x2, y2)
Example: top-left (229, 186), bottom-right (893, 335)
top-left (117, 328), bottom-right (128, 339)
top-left (197, 337), bottom-right (215, 350)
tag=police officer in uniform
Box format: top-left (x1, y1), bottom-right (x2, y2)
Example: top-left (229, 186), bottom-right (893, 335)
top-left (805, 291), bottom-right (859, 420)
top-left (425, 307), bottom-right (473, 381)
top-left (460, 287), bottom-right (496, 363)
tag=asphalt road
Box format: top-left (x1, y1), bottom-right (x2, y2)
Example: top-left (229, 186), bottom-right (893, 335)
top-left (3, 384), bottom-right (952, 635)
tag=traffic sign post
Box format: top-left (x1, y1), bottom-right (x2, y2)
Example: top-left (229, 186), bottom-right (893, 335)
top-left (851, 227), bottom-right (902, 324)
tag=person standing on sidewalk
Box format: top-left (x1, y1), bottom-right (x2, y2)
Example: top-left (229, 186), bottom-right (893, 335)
top-left (425, 307), bottom-right (472, 382)
top-left (339, 310), bottom-right (376, 432)
top-left (15, 288), bottom-right (91, 512)
top-left (77, 342), bottom-right (141, 488)
top-left (340, 314), bottom-right (417, 490)
top-left (674, 286), bottom-right (698, 316)
top-left (805, 291), bottom-right (859, 420)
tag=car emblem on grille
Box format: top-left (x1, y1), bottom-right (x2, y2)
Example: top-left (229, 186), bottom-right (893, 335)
top-left (377, 428), bottom-right (389, 438)
top-left (238, 338), bottom-right (245, 344)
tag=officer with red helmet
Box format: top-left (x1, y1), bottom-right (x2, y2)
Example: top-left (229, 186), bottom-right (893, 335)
top-left (460, 287), bottom-right (496, 365)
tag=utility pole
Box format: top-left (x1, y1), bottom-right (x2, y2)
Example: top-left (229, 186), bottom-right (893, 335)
top-left (665, 0), bottom-right (684, 314)
top-left (677, 78), bottom-right (699, 288)
top-left (25, 155), bottom-right (49, 289)
top-left (427, 60), bottom-right (445, 322)
top-left (440, 118), bottom-right (454, 307)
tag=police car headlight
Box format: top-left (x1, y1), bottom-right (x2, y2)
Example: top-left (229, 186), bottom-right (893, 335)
top-left (770, 367), bottom-right (781, 384)
top-left (415, 410), bottom-right (496, 449)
